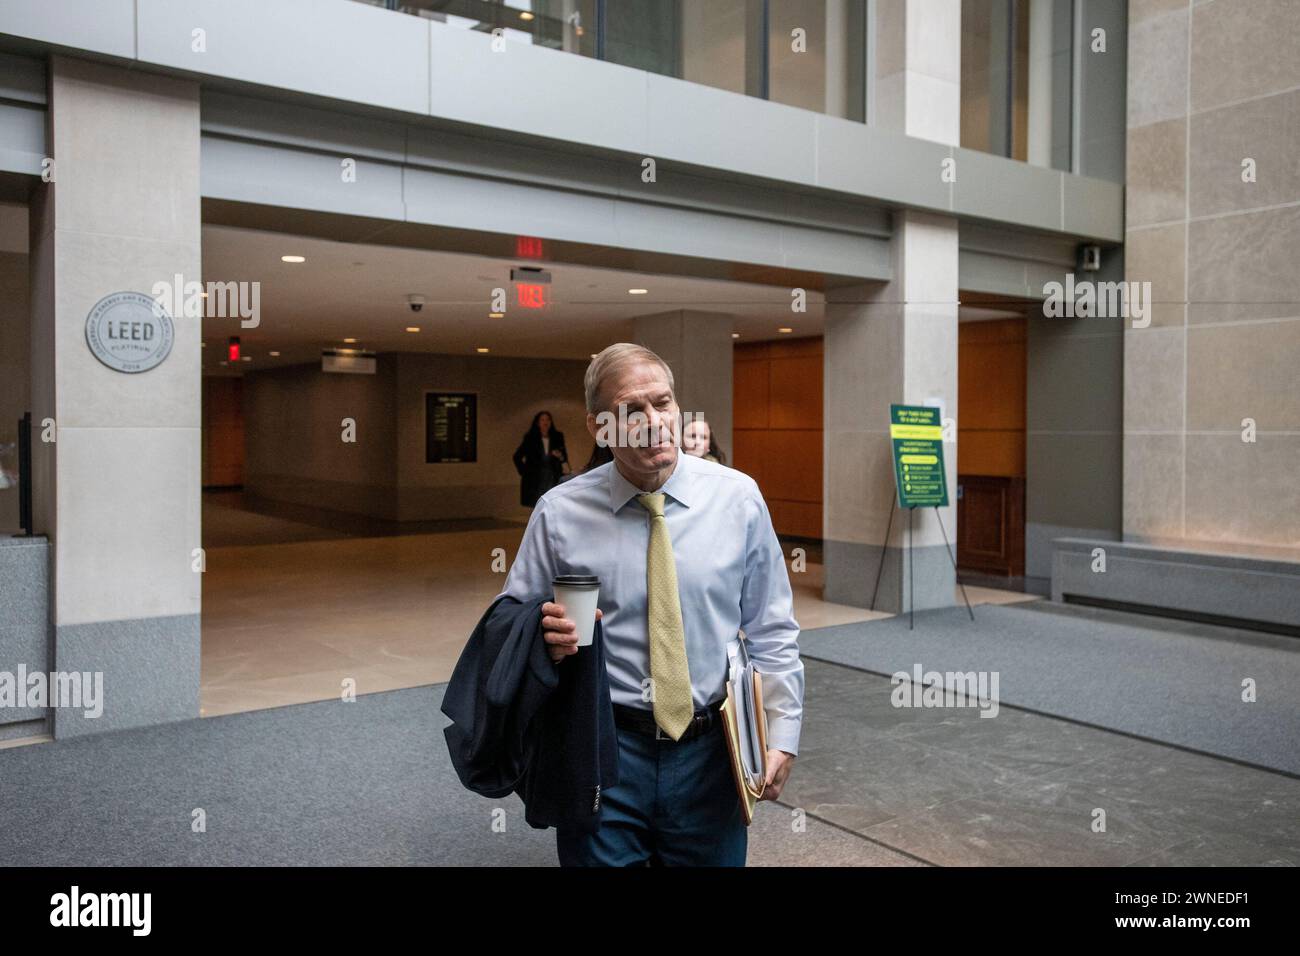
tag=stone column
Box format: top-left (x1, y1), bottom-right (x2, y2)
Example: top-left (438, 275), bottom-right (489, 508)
top-left (29, 57), bottom-right (202, 737)
top-left (632, 309), bottom-right (734, 458)
top-left (1123, 0), bottom-right (1300, 549)
top-left (824, 0), bottom-right (961, 611)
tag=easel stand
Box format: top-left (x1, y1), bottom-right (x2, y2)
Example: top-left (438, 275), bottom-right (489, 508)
top-left (869, 500), bottom-right (975, 630)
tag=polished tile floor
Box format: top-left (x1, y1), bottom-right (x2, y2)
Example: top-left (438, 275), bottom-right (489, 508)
top-left (200, 493), bottom-right (1037, 717)
top-left (781, 660), bottom-right (1299, 866)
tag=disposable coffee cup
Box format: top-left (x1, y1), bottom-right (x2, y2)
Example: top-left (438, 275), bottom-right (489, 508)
top-left (552, 574), bottom-right (600, 647)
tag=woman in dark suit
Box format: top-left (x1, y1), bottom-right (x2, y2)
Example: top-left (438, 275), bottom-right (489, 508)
top-left (513, 410), bottom-right (568, 507)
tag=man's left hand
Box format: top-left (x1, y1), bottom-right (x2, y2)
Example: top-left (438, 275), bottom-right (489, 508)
top-left (759, 749), bottom-right (796, 801)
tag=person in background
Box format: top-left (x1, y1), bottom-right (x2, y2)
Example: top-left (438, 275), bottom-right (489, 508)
top-left (566, 441), bottom-right (614, 481)
top-left (681, 416), bottom-right (726, 465)
top-left (513, 410), bottom-right (569, 507)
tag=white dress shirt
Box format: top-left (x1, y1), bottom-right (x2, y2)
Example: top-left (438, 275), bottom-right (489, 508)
top-left (497, 450), bottom-right (805, 755)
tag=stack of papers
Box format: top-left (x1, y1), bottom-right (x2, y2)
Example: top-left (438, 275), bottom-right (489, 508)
top-left (719, 631), bottom-right (768, 825)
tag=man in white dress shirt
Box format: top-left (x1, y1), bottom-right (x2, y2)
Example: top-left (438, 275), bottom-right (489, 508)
top-left (497, 342), bottom-right (803, 866)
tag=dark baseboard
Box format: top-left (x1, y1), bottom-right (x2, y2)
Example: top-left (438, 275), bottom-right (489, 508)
top-left (1062, 593), bottom-right (1300, 639)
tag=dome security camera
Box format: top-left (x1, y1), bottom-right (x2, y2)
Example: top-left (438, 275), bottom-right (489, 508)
top-left (407, 294), bottom-right (426, 313)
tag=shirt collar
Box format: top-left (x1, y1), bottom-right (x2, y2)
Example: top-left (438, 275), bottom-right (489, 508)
top-left (607, 451), bottom-right (694, 513)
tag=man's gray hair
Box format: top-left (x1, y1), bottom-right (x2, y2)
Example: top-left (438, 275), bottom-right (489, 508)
top-left (584, 343), bottom-right (675, 414)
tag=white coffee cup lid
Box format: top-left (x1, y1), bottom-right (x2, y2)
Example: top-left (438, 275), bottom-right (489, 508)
top-left (553, 574), bottom-right (599, 588)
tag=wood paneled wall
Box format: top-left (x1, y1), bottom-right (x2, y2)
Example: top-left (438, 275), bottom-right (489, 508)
top-left (203, 376), bottom-right (245, 488)
top-left (958, 317), bottom-right (1026, 477)
top-left (732, 338), bottom-right (823, 538)
top-left (957, 316), bottom-right (1027, 575)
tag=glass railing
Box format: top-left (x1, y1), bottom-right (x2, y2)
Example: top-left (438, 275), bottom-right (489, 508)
top-left (354, 0), bottom-right (867, 122)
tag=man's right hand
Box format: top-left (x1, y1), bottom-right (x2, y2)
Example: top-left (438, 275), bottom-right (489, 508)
top-left (541, 602), bottom-right (602, 663)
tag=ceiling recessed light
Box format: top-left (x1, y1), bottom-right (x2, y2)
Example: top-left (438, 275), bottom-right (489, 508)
top-left (519, 10), bottom-right (535, 20)
top-left (241, 355), bottom-right (252, 362)
top-left (343, 337), bottom-right (357, 344)
top-left (476, 347), bottom-right (490, 353)
top-left (778, 327), bottom-right (793, 333)
top-left (269, 350), bottom-right (280, 357)
top-left (281, 255), bottom-right (306, 263)
top-left (628, 288), bottom-right (648, 295)
top-left (489, 312), bottom-right (505, 318)
top-left (731, 333), bottom-right (740, 339)
top-left (405, 327), bottom-right (421, 333)
top-left (590, 353), bottom-right (597, 359)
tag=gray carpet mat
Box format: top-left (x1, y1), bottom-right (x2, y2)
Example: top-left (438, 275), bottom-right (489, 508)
top-left (0, 687), bottom-right (555, 866)
top-left (0, 681), bottom-right (909, 867)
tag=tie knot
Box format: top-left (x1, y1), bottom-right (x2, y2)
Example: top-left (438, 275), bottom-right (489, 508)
top-left (636, 492), bottom-right (666, 518)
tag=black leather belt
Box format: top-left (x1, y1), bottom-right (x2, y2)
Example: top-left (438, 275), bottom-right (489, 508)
top-left (613, 700), bottom-right (724, 742)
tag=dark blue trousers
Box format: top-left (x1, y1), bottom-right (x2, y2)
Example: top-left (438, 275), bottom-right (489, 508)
top-left (556, 718), bottom-right (747, 866)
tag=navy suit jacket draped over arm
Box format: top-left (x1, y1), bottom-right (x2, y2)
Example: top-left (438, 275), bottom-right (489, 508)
top-left (440, 595), bottom-right (619, 833)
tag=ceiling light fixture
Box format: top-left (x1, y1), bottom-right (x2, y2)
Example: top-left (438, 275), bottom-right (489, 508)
top-left (628, 288), bottom-right (648, 295)
top-left (476, 347), bottom-right (490, 353)
top-left (343, 337), bottom-right (357, 344)
top-left (281, 255), bottom-right (306, 263)
top-left (406, 327), bottom-right (421, 333)
top-left (269, 351), bottom-right (280, 357)
top-left (489, 312), bottom-right (505, 318)
top-left (778, 327), bottom-right (793, 333)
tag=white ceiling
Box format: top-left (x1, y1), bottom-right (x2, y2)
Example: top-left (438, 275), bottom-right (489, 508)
top-left (199, 225), bottom-right (825, 373)
top-left (0, 215), bottom-right (1026, 373)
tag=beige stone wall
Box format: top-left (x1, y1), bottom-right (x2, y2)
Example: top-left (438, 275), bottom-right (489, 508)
top-left (241, 352), bottom-right (591, 522)
top-left (33, 57), bottom-right (202, 625)
top-left (1123, 0), bottom-right (1300, 549)
top-left (393, 352), bottom-right (590, 521)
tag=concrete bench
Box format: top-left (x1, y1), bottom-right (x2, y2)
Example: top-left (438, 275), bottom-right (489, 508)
top-left (1051, 537), bottom-right (1300, 636)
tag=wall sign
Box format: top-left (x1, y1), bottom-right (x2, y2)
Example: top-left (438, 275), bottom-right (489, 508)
top-left (889, 403), bottom-right (949, 508)
top-left (85, 291), bottom-right (175, 374)
top-left (426, 392), bottom-right (477, 463)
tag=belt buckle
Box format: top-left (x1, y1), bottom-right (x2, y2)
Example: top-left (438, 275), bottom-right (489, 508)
top-left (654, 723), bottom-right (670, 741)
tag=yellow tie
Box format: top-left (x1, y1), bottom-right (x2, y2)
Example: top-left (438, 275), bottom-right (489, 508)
top-left (636, 492), bottom-right (694, 741)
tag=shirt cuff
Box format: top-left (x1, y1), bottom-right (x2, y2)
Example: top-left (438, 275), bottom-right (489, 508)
top-left (765, 715), bottom-right (801, 757)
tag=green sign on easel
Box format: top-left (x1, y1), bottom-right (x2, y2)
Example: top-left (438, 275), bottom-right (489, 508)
top-left (889, 404), bottom-right (949, 508)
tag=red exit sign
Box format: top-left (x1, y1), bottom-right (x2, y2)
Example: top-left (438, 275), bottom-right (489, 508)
top-left (517, 284), bottom-right (547, 309)
top-left (515, 235), bottom-right (544, 258)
